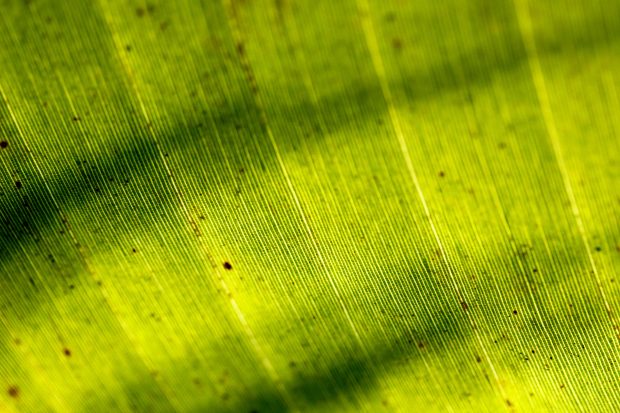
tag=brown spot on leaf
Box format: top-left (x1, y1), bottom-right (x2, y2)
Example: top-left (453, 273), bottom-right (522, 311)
top-left (7, 385), bottom-right (19, 398)
top-left (236, 42), bottom-right (245, 56)
top-left (461, 301), bottom-right (468, 311)
top-left (0, 140), bottom-right (8, 149)
top-left (15, 181), bottom-right (22, 189)
top-left (63, 348), bottom-right (71, 357)
top-left (512, 309), bottom-right (518, 315)
top-left (438, 171), bottom-right (445, 178)
top-left (223, 261), bottom-right (233, 270)
top-left (475, 355), bottom-right (482, 363)
top-left (392, 38), bottom-right (402, 50)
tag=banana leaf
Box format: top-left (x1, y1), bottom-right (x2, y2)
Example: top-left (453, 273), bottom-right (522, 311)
top-left (0, 0), bottom-right (618, 411)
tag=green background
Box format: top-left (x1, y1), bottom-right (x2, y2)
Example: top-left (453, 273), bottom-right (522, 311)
top-left (0, 0), bottom-right (618, 411)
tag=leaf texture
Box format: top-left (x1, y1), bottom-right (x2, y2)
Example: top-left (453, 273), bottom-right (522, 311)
top-left (0, 0), bottom-right (619, 412)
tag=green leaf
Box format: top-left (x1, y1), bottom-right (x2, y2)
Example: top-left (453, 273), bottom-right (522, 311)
top-left (1, 0), bottom-right (618, 411)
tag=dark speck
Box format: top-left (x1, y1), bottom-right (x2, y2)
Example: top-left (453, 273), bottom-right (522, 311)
top-left (392, 38), bottom-right (402, 50)
top-left (236, 42), bottom-right (245, 56)
top-left (0, 140), bottom-right (8, 149)
top-left (15, 181), bottom-right (22, 189)
top-left (288, 361), bottom-right (296, 368)
top-left (595, 246), bottom-right (602, 252)
top-left (512, 309), bottom-right (518, 315)
top-left (223, 261), bottom-right (232, 270)
top-left (475, 355), bottom-right (482, 363)
top-left (132, 248), bottom-right (137, 253)
top-left (126, 45), bottom-right (132, 52)
top-left (69, 284), bottom-right (75, 290)
top-left (7, 385), bottom-right (19, 398)
top-left (72, 116), bottom-right (80, 122)
top-left (136, 7), bottom-right (145, 17)
top-left (63, 348), bottom-right (71, 357)
top-left (461, 301), bottom-right (468, 311)
top-left (506, 399), bottom-right (513, 407)
top-left (438, 171), bottom-right (445, 178)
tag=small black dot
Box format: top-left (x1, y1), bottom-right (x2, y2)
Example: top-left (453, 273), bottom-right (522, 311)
top-left (223, 262), bottom-right (232, 270)
top-left (63, 348), bottom-right (71, 357)
top-left (7, 385), bottom-right (19, 398)
top-left (0, 140), bottom-right (8, 149)
top-left (595, 246), bottom-right (602, 252)
top-left (512, 309), bottom-right (518, 315)
top-left (15, 181), bottom-right (22, 189)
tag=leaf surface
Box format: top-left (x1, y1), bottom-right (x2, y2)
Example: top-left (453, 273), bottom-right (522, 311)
top-left (0, 0), bottom-right (619, 411)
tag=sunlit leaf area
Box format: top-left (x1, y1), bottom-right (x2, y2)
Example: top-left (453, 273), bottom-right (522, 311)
top-left (0, 0), bottom-right (619, 411)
